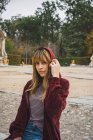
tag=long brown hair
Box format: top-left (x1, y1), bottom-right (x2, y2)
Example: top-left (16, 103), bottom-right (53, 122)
top-left (30, 48), bottom-right (52, 101)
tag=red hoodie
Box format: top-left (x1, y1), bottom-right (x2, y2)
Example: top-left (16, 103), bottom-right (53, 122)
top-left (4, 47), bottom-right (69, 140)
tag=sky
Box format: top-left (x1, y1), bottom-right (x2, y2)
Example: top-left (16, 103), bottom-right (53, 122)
top-left (1, 0), bottom-right (65, 20)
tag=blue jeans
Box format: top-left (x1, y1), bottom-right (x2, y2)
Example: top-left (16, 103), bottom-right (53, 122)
top-left (22, 121), bottom-right (43, 140)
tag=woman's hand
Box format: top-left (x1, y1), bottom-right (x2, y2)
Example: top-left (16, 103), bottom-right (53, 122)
top-left (50, 59), bottom-right (60, 78)
top-left (14, 137), bottom-right (22, 140)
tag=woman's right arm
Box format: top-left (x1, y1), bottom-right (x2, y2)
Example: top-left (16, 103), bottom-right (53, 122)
top-left (8, 80), bottom-right (31, 139)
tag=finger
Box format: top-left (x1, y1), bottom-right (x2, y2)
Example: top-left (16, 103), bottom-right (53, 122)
top-left (55, 59), bottom-right (60, 65)
top-left (50, 62), bottom-right (55, 67)
top-left (52, 59), bottom-right (59, 64)
top-left (52, 59), bottom-right (56, 63)
top-left (51, 61), bottom-right (55, 65)
top-left (50, 61), bottom-right (55, 65)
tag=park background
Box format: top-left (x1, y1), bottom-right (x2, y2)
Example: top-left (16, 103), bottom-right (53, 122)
top-left (0, 0), bottom-right (93, 66)
top-left (0, 0), bottom-right (93, 140)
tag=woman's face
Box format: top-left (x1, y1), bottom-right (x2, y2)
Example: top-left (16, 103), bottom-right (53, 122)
top-left (35, 60), bottom-right (49, 77)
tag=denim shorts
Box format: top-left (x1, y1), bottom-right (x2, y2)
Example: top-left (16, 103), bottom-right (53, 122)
top-left (22, 121), bottom-right (43, 140)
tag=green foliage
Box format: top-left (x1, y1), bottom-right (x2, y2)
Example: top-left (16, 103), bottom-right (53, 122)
top-left (1, 0), bottom-right (93, 58)
top-left (58, 56), bottom-right (90, 66)
top-left (5, 35), bottom-right (22, 65)
top-left (16, 16), bottom-right (41, 44)
top-left (35, 1), bottom-right (61, 43)
top-left (57, 0), bottom-right (93, 56)
top-left (2, 1), bottom-right (61, 45)
top-left (2, 16), bottom-right (42, 44)
top-left (1, 19), bottom-right (16, 38)
top-left (5, 38), bottom-right (14, 53)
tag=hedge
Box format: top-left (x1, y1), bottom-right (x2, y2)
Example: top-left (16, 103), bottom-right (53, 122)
top-left (7, 54), bottom-right (90, 66)
top-left (58, 56), bottom-right (90, 66)
top-left (8, 54), bottom-right (21, 65)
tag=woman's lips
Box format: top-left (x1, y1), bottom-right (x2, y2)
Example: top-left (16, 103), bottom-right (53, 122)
top-left (39, 71), bottom-right (45, 73)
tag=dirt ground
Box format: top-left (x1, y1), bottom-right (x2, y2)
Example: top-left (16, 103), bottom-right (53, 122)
top-left (0, 65), bottom-right (93, 140)
top-left (0, 65), bottom-right (93, 97)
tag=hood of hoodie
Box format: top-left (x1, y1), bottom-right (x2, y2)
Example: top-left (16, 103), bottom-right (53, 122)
top-left (36, 47), bottom-right (56, 60)
top-left (43, 47), bottom-right (56, 60)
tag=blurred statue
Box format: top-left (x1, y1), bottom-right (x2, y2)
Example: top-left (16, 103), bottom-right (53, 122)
top-left (0, 30), bottom-right (7, 57)
top-left (89, 55), bottom-right (93, 67)
top-left (0, 28), bottom-right (8, 65)
top-left (70, 59), bottom-right (76, 66)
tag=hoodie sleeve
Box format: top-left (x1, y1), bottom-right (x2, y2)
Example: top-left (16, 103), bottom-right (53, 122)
top-left (46, 77), bottom-right (69, 117)
top-left (8, 80), bottom-right (31, 139)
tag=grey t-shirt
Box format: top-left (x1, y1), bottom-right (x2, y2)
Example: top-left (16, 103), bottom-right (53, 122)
top-left (29, 85), bottom-right (44, 132)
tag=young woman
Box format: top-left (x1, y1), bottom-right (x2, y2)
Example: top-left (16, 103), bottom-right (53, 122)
top-left (5, 47), bottom-right (69, 140)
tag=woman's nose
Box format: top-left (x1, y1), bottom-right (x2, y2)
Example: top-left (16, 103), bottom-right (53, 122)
top-left (38, 63), bottom-right (43, 68)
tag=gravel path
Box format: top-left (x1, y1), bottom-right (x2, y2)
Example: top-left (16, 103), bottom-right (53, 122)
top-left (0, 91), bottom-right (93, 140)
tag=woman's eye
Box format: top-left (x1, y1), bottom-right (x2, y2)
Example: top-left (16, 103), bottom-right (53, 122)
top-left (35, 61), bottom-right (47, 65)
top-left (42, 61), bottom-right (46, 64)
top-left (36, 62), bottom-right (39, 65)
